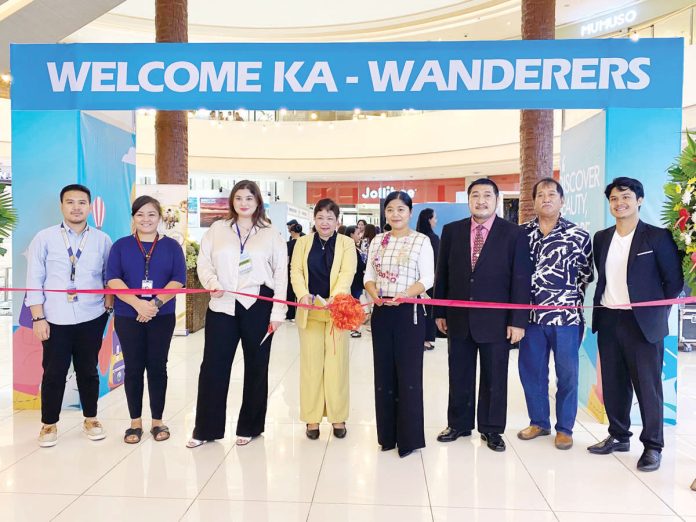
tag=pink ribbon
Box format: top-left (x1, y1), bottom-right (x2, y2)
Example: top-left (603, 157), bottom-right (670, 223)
top-left (7, 286), bottom-right (694, 310)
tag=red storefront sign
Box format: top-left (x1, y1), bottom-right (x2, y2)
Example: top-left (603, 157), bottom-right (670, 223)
top-left (306, 174), bottom-right (526, 205)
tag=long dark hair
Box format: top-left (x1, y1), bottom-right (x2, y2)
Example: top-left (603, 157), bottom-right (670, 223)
top-left (416, 208), bottom-right (434, 235)
top-left (227, 180), bottom-right (269, 227)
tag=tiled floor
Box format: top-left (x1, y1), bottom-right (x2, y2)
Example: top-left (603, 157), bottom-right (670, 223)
top-left (0, 316), bottom-right (695, 521)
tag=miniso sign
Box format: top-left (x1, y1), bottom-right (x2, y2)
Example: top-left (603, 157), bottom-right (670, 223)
top-left (10, 39), bottom-right (684, 110)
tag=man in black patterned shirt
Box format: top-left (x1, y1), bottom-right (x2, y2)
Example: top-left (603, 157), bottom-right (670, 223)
top-left (518, 178), bottom-right (593, 450)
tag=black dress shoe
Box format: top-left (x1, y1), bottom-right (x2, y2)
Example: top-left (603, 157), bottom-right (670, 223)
top-left (306, 425), bottom-right (320, 440)
top-left (637, 449), bottom-right (661, 472)
top-left (333, 425), bottom-right (347, 439)
top-left (437, 427), bottom-right (472, 442)
top-left (587, 436), bottom-right (630, 455)
top-left (480, 433), bottom-right (506, 452)
top-left (398, 448), bottom-right (414, 458)
top-left (381, 445), bottom-right (396, 452)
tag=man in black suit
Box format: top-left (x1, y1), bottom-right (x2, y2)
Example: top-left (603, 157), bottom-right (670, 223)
top-left (588, 177), bottom-right (682, 472)
top-left (434, 179), bottom-right (533, 452)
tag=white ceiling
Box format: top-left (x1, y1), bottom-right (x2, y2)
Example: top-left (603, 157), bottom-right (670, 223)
top-left (65, 0), bottom-right (652, 43)
top-left (109, 0), bottom-right (639, 29)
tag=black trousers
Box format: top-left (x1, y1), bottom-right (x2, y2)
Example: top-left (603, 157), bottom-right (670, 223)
top-left (423, 288), bottom-right (436, 343)
top-left (114, 314), bottom-right (176, 420)
top-left (193, 286), bottom-right (274, 440)
top-left (286, 268), bottom-right (297, 321)
top-left (447, 335), bottom-right (510, 434)
top-left (596, 308), bottom-right (664, 451)
top-left (371, 304), bottom-right (426, 452)
top-left (41, 313), bottom-right (109, 425)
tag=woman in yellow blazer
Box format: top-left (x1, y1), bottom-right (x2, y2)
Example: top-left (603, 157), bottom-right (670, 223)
top-left (291, 199), bottom-right (357, 440)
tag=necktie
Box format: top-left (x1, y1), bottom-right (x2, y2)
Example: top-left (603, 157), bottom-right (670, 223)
top-left (472, 224), bottom-right (484, 269)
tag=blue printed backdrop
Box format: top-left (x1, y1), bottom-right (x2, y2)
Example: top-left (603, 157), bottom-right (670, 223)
top-left (10, 39), bottom-right (684, 111)
top-left (559, 112), bottom-right (607, 419)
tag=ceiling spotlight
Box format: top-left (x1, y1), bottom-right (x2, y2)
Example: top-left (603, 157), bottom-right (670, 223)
top-left (0, 73), bottom-right (11, 83)
top-left (279, 108), bottom-right (288, 116)
top-left (310, 112), bottom-right (318, 120)
top-left (353, 108), bottom-right (361, 115)
top-left (630, 31), bottom-right (640, 42)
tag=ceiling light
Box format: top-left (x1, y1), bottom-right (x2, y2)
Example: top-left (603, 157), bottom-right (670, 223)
top-left (630, 31), bottom-right (640, 42)
top-left (0, 73), bottom-right (11, 83)
top-left (279, 108), bottom-right (287, 116)
top-left (353, 108), bottom-right (361, 115)
top-left (310, 112), bottom-right (318, 120)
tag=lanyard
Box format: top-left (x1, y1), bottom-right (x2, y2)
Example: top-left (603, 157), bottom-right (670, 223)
top-left (235, 223), bottom-right (253, 253)
top-left (134, 232), bottom-right (159, 279)
top-left (60, 223), bottom-right (90, 283)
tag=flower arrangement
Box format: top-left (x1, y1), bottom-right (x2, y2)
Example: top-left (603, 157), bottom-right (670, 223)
top-left (185, 239), bottom-right (200, 270)
top-left (662, 130), bottom-right (696, 292)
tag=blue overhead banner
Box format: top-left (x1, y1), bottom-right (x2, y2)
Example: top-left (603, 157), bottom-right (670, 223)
top-left (10, 39), bottom-right (683, 110)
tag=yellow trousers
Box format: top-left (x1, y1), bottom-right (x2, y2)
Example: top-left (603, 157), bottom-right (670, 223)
top-left (298, 310), bottom-right (349, 423)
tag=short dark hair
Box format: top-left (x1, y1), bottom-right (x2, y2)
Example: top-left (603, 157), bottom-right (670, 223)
top-left (532, 177), bottom-right (564, 199)
top-left (60, 184), bottom-right (91, 203)
top-left (384, 190), bottom-right (413, 210)
top-left (357, 219), bottom-right (367, 226)
top-left (604, 177), bottom-right (645, 200)
top-left (364, 224), bottom-right (377, 242)
top-left (131, 195), bottom-right (162, 217)
top-left (467, 178), bottom-right (499, 196)
top-left (314, 198), bottom-right (340, 218)
top-left (344, 225), bottom-right (358, 237)
top-left (290, 223), bottom-right (303, 234)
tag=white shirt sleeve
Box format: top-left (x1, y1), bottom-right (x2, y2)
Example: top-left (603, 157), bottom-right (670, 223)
top-left (269, 229), bottom-right (288, 322)
top-left (363, 236), bottom-right (380, 285)
top-left (197, 226), bottom-right (222, 291)
top-left (417, 237), bottom-right (435, 291)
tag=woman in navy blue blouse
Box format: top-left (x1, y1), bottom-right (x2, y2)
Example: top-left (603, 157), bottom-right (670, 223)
top-left (107, 196), bottom-right (187, 444)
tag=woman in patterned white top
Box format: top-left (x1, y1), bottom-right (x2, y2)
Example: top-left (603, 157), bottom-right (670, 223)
top-left (364, 191), bottom-right (434, 458)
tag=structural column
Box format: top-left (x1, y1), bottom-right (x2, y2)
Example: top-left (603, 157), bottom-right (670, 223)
top-left (519, 0), bottom-right (555, 223)
top-left (155, 0), bottom-right (188, 185)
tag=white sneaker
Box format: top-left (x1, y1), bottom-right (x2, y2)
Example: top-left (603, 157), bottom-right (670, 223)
top-left (38, 424), bottom-right (57, 448)
top-left (83, 419), bottom-right (106, 441)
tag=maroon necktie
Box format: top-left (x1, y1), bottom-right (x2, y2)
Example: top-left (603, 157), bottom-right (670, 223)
top-left (472, 224), bottom-right (484, 269)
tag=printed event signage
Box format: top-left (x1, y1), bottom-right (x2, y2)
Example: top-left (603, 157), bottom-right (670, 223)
top-left (10, 39), bottom-right (683, 110)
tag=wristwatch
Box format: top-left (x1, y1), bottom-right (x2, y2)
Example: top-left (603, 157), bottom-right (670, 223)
top-left (153, 297), bottom-right (165, 309)
top-left (32, 316), bottom-right (46, 322)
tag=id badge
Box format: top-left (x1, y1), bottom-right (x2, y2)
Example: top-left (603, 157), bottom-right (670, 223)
top-left (239, 251), bottom-right (253, 274)
top-left (141, 279), bottom-right (153, 298)
top-left (67, 283), bottom-right (78, 303)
